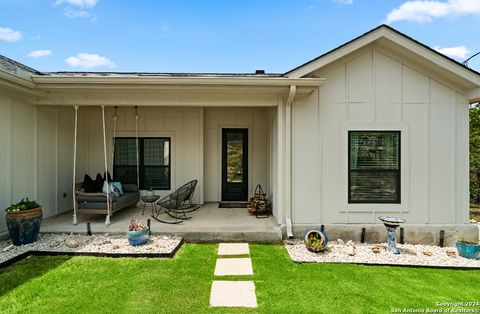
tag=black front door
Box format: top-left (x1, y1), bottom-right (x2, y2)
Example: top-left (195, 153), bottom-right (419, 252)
top-left (222, 128), bottom-right (248, 201)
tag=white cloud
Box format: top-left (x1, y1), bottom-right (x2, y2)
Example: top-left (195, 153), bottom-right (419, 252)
top-left (333, 0), bottom-right (353, 4)
top-left (386, 0), bottom-right (480, 23)
top-left (55, 0), bottom-right (98, 8)
top-left (434, 45), bottom-right (470, 59)
top-left (27, 50), bottom-right (52, 58)
top-left (0, 27), bottom-right (22, 42)
top-left (64, 9), bottom-right (90, 18)
top-left (65, 53), bottom-right (115, 69)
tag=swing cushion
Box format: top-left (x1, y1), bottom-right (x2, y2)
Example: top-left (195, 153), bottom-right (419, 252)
top-left (83, 175), bottom-right (98, 193)
top-left (75, 183), bottom-right (139, 211)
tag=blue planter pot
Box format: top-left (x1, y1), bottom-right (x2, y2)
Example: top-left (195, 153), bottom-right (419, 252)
top-left (127, 228), bottom-right (149, 246)
top-left (456, 241), bottom-right (480, 260)
top-left (6, 207), bottom-right (43, 246)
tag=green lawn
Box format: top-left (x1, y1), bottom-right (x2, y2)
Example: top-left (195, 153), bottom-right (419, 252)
top-left (0, 244), bottom-right (479, 313)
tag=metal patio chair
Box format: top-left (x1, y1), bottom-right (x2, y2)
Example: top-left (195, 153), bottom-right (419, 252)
top-left (151, 180), bottom-right (199, 224)
top-left (180, 180), bottom-right (202, 213)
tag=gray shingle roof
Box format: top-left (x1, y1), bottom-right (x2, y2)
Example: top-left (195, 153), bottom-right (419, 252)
top-left (41, 71), bottom-right (282, 77)
top-left (0, 54), bottom-right (281, 78)
top-left (0, 55), bottom-right (43, 79)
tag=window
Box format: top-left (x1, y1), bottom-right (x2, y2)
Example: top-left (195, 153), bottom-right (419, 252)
top-left (113, 137), bottom-right (171, 190)
top-left (348, 131), bottom-right (400, 203)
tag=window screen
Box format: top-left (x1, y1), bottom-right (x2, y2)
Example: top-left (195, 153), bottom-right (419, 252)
top-left (113, 137), bottom-right (171, 190)
top-left (348, 131), bottom-right (400, 203)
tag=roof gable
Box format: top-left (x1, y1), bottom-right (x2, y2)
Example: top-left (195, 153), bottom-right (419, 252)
top-left (284, 25), bottom-right (480, 90)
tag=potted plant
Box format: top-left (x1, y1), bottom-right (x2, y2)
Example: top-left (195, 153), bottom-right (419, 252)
top-left (456, 238), bottom-right (480, 260)
top-left (5, 198), bottom-right (42, 246)
top-left (127, 218), bottom-right (149, 246)
top-left (304, 229), bottom-right (328, 253)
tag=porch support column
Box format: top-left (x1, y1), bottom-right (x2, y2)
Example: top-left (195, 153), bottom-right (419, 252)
top-left (284, 86), bottom-right (296, 238)
top-left (276, 98), bottom-right (285, 226)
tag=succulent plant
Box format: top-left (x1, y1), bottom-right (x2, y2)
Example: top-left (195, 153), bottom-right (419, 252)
top-left (5, 198), bottom-right (40, 212)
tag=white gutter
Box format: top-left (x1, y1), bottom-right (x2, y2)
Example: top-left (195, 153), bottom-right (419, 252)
top-left (31, 75), bottom-right (324, 88)
top-left (0, 71), bottom-right (47, 97)
top-left (31, 75), bottom-right (324, 86)
top-left (285, 85), bottom-right (296, 239)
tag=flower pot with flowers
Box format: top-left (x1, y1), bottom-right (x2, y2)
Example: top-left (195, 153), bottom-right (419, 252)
top-left (5, 198), bottom-right (43, 245)
top-left (127, 218), bottom-right (149, 246)
top-left (304, 229), bottom-right (328, 253)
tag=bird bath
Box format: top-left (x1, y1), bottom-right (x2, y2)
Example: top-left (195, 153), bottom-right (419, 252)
top-left (379, 216), bottom-right (406, 254)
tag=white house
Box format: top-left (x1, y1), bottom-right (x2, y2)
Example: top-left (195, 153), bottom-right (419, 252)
top-left (1, 25), bottom-right (479, 243)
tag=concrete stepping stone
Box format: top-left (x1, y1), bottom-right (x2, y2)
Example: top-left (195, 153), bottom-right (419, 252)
top-left (210, 281), bottom-right (257, 308)
top-left (218, 243), bottom-right (250, 256)
top-left (214, 258), bottom-right (253, 276)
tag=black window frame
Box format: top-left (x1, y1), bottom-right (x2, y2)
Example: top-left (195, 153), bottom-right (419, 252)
top-left (348, 130), bottom-right (401, 204)
top-left (113, 137), bottom-right (171, 190)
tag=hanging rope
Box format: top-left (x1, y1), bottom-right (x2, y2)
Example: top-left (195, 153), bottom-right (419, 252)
top-left (72, 105), bottom-right (79, 225)
top-left (135, 106), bottom-right (140, 189)
top-left (112, 106), bottom-right (117, 165)
top-left (101, 105), bottom-right (111, 225)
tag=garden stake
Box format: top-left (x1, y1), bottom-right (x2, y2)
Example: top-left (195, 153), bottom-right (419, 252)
top-left (87, 222), bottom-right (92, 236)
top-left (147, 219), bottom-right (151, 235)
top-left (361, 227), bottom-right (366, 243)
top-left (439, 230), bottom-right (445, 247)
top-left (400, 227), bottom-right (404, 244)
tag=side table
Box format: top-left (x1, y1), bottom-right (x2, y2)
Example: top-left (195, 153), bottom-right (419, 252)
top-left (141, 195), bottom-right (160, 215)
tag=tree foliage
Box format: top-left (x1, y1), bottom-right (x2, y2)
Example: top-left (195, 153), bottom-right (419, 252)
top-left (470, 104), bottom-right (480, 203)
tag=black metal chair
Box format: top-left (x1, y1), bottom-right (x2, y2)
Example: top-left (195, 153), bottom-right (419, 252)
top-left (151, 180), bottom-right (199, 224)
top-left (180, 180), bottom-right (202, 213)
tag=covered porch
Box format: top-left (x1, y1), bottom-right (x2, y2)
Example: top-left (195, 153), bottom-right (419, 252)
top-left (19, 73), bottom-right (324, 240)
top-left (40, 203), bottom-right (282, 242)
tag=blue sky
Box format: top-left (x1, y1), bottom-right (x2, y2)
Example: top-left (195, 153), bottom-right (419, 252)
top-left (1, 0), bottom-right (480, 73)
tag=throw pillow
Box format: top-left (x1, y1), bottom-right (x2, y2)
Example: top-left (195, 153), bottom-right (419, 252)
top-left (111, 182), bottom-right (124, 195)
top-left (103, 171), bottom-right (113, 183)
top-left (110, 184), bottom-right (122, 197)
top-left (102, 181), bottom-right (121, 197)
top-left (102, 181), bottom-right (120, 197)
top-left (102, 180), bottom-right (110, 194)
top-left (95, 173), bottom-right (104, 192)
top-left (83, 174), bottom-right (97, 193)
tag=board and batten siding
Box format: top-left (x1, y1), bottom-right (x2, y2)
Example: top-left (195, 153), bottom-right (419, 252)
top-left (203, 107), bottom-right (270, 202)
top-left (292, 48), bottom-right (469, 225)
top-left (78, 106), bottom-right (204, 204)
top-left (0, 92), bottom-right (74, 233)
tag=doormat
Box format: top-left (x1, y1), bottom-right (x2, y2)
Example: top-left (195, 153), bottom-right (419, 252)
top-left (218, 202), bottom-right (249, 208)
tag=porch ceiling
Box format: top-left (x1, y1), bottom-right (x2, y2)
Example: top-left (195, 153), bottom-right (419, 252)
top-left (30, 76), bottom-right (324, 106)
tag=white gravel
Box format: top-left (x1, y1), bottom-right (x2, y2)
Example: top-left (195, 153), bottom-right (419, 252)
top-left (285, 240), bottom-right (480, 268)
top-left (0, 233), bottom-right (183, 265)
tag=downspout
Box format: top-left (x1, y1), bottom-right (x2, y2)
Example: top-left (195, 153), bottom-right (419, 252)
top-left (285, 85), bottom-right (296, 239)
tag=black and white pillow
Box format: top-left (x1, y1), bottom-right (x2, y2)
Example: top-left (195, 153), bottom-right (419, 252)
top-left (102, 181), bottom-right (121, 197)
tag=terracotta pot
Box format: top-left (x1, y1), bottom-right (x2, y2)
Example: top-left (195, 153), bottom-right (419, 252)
top-left (6, 207), bottom-right (43, 246)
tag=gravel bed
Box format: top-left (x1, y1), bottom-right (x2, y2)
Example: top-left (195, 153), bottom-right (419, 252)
top-left (285, 240), bottom-right (480, 268)
top-left (0, 233), bottom-right (183, 265)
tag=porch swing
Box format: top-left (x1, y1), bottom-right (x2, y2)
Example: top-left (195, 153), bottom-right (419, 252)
top-left (72, 105), bottom-right (140, 225)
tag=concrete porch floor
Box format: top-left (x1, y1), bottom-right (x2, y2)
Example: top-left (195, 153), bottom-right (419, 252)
top-left (40, 204), bottom-right (283, 242)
